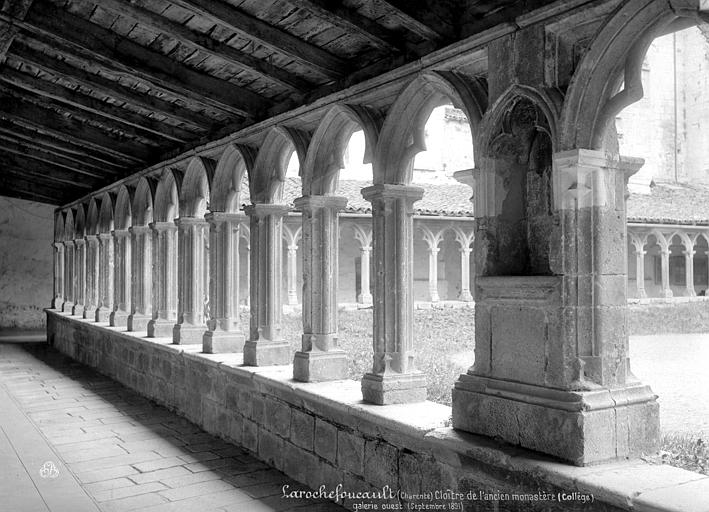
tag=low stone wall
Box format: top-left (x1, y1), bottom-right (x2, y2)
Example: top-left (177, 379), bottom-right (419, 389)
top-left (47, 310), bottom-right (709, 512)
top-left (628, 297), bottom-right (709, 335)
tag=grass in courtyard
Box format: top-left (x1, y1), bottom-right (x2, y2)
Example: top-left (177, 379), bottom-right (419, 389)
top-left (281, 307), bottom-right (475, 406)
top-left (657, 433), bottom-right (709, 476)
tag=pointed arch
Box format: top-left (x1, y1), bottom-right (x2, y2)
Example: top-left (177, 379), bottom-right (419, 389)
top-left (211, 144), bottom-right (256, 212)
top-left (63, 209), bottom-right (75, 241)
top-left (559, 0), bottom-right (703, 150)
top-left (374, 71), bottom-right (487, 184)
top-left (86, 198), bottom-right (100, 236)
top-left (303, 104), bottom-right (382, 195)
top-left (54, 211), bottom-right (65, 242)
top-left (133, 177), bottom-right (157, 227)
top-left (74, 204), bottom-right (87, 239)
top-left (115, 185), bottom-right (134, 231)
top-left (251, 126), bottom-right (310, 203)
top-left (154, 169), bottom-right (182, 223)
top-left (180, 157), bottom-right (216, 217)
top-left (97, 192), bottom-right (115, 234)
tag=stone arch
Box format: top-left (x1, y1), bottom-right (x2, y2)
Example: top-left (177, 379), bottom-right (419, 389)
top-left (132, 177), bottom-right (156, 227)
top-left (63, 209), bottom-right (75, 241)
top-left (302, 104), bottom-right (382, 195)
top-left (251, 127), bottom-right (310, 203)
top-left (374, 71), bottom-right (487, 184)
top-left (54, 211), bottom-right (65, 242)
top-left (211, 144), bottom-right (256, 212)
top-left (114, 185), bottom-right (134, 231)
top-left (97, 192), bottom-right (115, 234)
top-left (559, 0), bottom-right (704, 150)
top-left (74, 204), bottom-right (86, 238)
top-left (180, 157), bottom-right (216, 217)
top-left (86, 198), bottom-right (100, 236)
top-left (154, 169), bottom-right (182, 223)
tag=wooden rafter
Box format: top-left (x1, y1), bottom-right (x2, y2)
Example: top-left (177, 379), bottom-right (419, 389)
top-left (377, 0), bottom-right (454, 41)
top-left (0, 172), bottom-right (74, 204)
top-left (96, 0), bottom-right (312, 94)
top-left (168, 0), bottom-right (349, 79)
top-left (1, 158), bottom-right (98, 189)
top-left (0, 0), bottom-right (34, 62)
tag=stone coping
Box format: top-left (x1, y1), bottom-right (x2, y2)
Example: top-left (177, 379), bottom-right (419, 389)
top-left (47, 310), bottom-right (709, 511)
top-left (628, 296), bottom-right (709, 305)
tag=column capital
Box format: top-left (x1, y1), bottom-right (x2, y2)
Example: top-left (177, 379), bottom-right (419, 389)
top-left (74, 238), bottom-right (86, 247)
top-left (98, 232), bottom-right (112, 241)
top-left (111, 229), bottom-right (130, 239)
top-left (62, 240), bottom-right (73, 247)
top-left (293, 195), bottom-right (348, 211)
top-left (84, 234), bottom-right (99, 244)
top-left (244, 203), bottom-right (291, 219)
top-left (205, 211), bottom-right (244, 225)
top-left (361, 183), bottom-right (424, 204)
top-left (129, 225), bottom-right (152, 235)
top-left (149, 221), bottom-right (178, 233)
top-left (176, 216), bottom-right (209, 228)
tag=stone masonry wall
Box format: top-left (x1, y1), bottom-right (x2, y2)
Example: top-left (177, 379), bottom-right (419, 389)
top-left (0, 197), bottom-right (54, 329)
top-left (47, 311), bottom-right (704, 512)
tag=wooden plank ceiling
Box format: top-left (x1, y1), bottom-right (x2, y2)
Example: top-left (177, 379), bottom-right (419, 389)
top-left (0, 0), bottom-right (550, 205)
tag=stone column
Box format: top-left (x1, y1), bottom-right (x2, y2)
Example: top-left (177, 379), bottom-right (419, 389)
top-left (95, 233), bottom-right (114, 322)
top-left (453, 150), bottom-right (659, 465)
top-left (61, 240), bottom-right (75, 313)
top-left (110, 229), bottom-right (131, 327)
top-left (352, 225), bottom-right (372, 304)
top-left (283, 225), bottom-right (301, 306)
top-left (52, 242), bottom-right (65, 310)
top-left (147, 222), bottom-right (178, 338)
top-left (660, 243), bottom-right (673, 298)
top-left (243, 204), bottom-right (291, 366)
top-left (293, 195), bottom-right (348, 382)
top-left (203, 212), bottom-right (244, 353)
top-left (173, 217), bottom-right (209, 344)
top-left (360, 184), bottom-right (426, 404)
top-left (420, 228), bottom-right (442, 303)
top-left (83, 235), bottom-right (99, 320)
top-left (72, 238), bottom-right (86, 317)
top-left (127, 226), bottom-right (152, 332)
top-left (459, 246), bottom-right (473, 302)
top-left (633, 242), bottom-right (647, 299)
top-left (683, 238), bottom-right (696, 297)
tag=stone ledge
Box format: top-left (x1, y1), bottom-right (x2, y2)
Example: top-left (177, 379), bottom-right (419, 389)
top-left (46, 310), bottom-right (709, 512)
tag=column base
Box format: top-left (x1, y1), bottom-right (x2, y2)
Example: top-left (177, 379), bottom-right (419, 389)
top-left (61, 301), bottom-right (74, 314)
top-left (459, 291), bottom-right (474, 302)
top-left (127, 314), bottom-right (151, 333)
top-left (452, 373), bottom-right (660, 466)
top-left (361, 372), bottom-right (427, 405)
top-left (293, 349), bottom-right (347, 382)
top-left (110, 310), bottom-right (129, 328)
top-left (173, 323), bottom-right (206, 345)
top-left (243, 340), bottom-right (291, 366)
top-left (72, 304), bottom-right (84, 317)
top-left (52, 298), bottom-right (64, 310)
top-left (202, 330), bottom-right (245, 354)
top-left (147, 319), bottom-right (175, 338)
top-left (95, 307), bottom-right (111, 323)
top-left (82, 307), bottom-right (95, 320)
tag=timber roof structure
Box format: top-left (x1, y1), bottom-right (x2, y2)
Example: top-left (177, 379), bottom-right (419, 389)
top-left (0, 0), bottom-right (558, 205)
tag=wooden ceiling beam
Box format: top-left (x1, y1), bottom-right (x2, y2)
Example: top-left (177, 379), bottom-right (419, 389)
top-left (0, 0), bottom-right (34, 62)
top-left (168, 0), bottom-right (349, 79)
top-left (0, 94), bottom-right (150, 164)
top-left (0, 66), bottom-right (195, 144)
top-left (286, 0), bottom-right (404, 53)
top-left (0, 124), bottom-right (127, 172)
top-left (0, 171), bottom-right (74, 204)
top-left (10, 40), bottom-right (214, 131)
top-left (377, 0), bottom-right (454, 41)
top-left (0, 186), bottom-right (63, 205)
top-left (2, 159), bottom-right (98, 189)
top-left (24, 2), bottom-right (274, 119)
top-left (97, 0), bottom-right (311, 94)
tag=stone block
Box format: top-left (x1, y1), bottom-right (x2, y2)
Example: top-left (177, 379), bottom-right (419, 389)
top-left (127, 313), bottom-right (150, 332)
top-left (258, 429), bottom-right (284, 470)
top-left (264, 398), bottom-right (291, 438)
top-left (361, 372), bottom-right (427, 405)
top-left (337, 431), bottom-right (364, 476)
top-left (315, 461), bottom-right (345, 493)
top-left (363, 439), bottom-right (399, 488)
top-left (173, 323), bottom-right (206, 345)
top-left (202, 330), bottom-right (244, 354)
top-left (290, 409), bottom-right (315, 451)
top-left (398, 452), bottom-right (423, 496)
top-left (251, 396), bottom-right (265, 425)
top-left (293, 350), bottom-right (348, 382)
top-left (283, 442), bottom-right (319, 488)
top-left (243, 340), bottom-right (291, 366)
top-left (314, 419), bottom-right (338, 464)
top-left (110, 310), bottom-right (129, 327)
top-left (202, 398), bottom-right (219, 433)
top-left (225, 384), bottom-right (239, 411)
top-left (228, 413), bottom-right (243, 445)
top-left (238, 389), bottom-right (254, 418)
top-left (147, 319), bottom-right (174, 338)
top-left (242, 419), bottom-right (258, 453)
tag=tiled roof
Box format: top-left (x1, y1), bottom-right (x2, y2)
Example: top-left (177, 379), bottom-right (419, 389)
top-left (281, 178), bottom-right (474, 217)
top-left (627, 182), bottom-right (709, 225)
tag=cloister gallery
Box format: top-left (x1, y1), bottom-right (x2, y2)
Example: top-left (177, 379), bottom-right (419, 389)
top-left (4, 0), bottom-right (709, 509)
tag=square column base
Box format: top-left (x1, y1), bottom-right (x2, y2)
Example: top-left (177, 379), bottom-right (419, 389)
top-left (173, 323), bottom-right (206, 345)
top-left (203, 330), bottom-right (245, 354)
top-left (361, 372), bottom-right (427, 405)
top-left (72, 304), bottom-right (85, 317)
top-left (243, 340), bottom-right (291, 366)
top-left (147, 319), bottom-right (175, 338)
top-left (293, 349), bottom-right (347, 382)
top-left (82, 307), bottom-right (95, 320)
top-left (110, 310), bottom-right (129, 328)
top-left (95, 307), bottom-right (111, 323)
top-left (61, 301), bottom-right (74, 314)
top-left (452, 373), bottom-right (660, 466)
top-left (127, 314), bottom-right (151, 332)
top-left (52, 299), bottom-right (64, 310)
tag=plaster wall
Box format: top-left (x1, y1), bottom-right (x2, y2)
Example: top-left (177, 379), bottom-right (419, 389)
top-left (0, 197), bottom-right (54, 329)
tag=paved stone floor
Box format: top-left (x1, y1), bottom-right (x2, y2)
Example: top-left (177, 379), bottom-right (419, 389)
top-left (0, 341), bottom-right (344, 512)
top-left (631, 333), bottom-right (709, 437)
